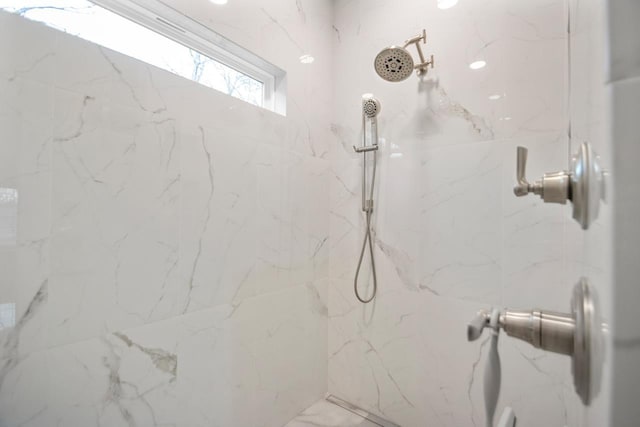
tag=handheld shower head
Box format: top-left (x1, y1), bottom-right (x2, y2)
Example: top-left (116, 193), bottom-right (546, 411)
top-left (374, 46), bottom-right (414, 82)
top-left (362, 96), bottom-right (382, 118)
top-left (361, 95), bottom-right (381, 149)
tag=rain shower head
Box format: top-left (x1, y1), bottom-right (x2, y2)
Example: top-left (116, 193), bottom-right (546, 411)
top-left (374, 46), bottom-right (414, 82)
top-left (374, 30), bottom-right (435, 82)
top-left (362, 95), bottom-right (382, 118)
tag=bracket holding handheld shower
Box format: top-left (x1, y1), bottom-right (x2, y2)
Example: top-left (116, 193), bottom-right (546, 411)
top-left (353, 145), bottom-right (378, 153)
top-left (353, 94), bottom-right (381, 303)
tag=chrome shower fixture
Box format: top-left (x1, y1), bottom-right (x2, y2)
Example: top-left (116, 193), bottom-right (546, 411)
top-left (362, 97), bottom-right (381, 118)
top-left (353, 94), bottom-right (381, 304)
top-left (513, 142), bottom-right (607, 229)
top-left (353, 95), bottom-right (381, 156)
top-left (374, 29), bottom-right (435, 82)
top-left (468, 278), bottom-right (605, 406)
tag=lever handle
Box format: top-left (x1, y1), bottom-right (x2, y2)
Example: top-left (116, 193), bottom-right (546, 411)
top-left (514, 146), bottom-right (530, 196)
top-left (516, 146), bottom-right (527, 183)
top-left (484, 310), bottom-right (502, 427)
top-left (467, 309), bottom-right (489, 341)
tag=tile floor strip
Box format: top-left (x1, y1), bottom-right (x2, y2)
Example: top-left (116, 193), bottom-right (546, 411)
top-left (325, 394), bottom-right (402, 427)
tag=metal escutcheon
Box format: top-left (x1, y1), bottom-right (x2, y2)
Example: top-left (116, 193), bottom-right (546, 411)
top-left (570, 142), bottom-right (606, 230)
top-left (571, 277), bottom-right (605, 405)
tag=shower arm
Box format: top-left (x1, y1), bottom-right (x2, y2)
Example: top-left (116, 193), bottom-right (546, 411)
top-left (403, 29), bottom-right (434, 75)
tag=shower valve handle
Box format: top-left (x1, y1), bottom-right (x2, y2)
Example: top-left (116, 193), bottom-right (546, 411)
top-left (468, 308), bottom-right (575, 355)
top-left (514, 146), bottom-right (529, 196)
top-left (514, 146), bottom-right (539, 196)
top-left (513, 146), bottom-right (569, 204)
top-left (466, 279), bottom-right (604, 406)
top-left (467, 309), bottom-right (490, 341)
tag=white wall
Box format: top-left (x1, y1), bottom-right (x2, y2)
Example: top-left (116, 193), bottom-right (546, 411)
top-left (328, 0), bottom-right (598, 426)
top-left (0, 0), bottom-right (333, 424)
top-left (607, 0), bottom-right (640, 425)
top-left (568, 0), bottom-right (612, 425)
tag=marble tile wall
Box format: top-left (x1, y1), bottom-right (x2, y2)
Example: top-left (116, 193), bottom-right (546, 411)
top-left (328, 0), bottom-right (597, 426)
top-left (0, 0), bottom-right (624, 426)
top-left (0, 2), bottom-right (333, 425)
top-left (161, 0), bottom-right (335, 160)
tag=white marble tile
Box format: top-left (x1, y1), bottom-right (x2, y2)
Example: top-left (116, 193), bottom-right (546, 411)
top-left (329, 1), bottom-right (582, 426)
top-left (178, 123), bottom-right (259, 313)
top-left (330, 138), bottom-right (504, 302)
top-left (158, 0), bottom-right (335, 158)
top-left (0, 75), bottom-right (52, 358)
top-left (501, 133), bottom-right (569, 311)
top-left (53, 32), bottom-right (169, 116)
top-left (1, 1), bottom-right (621, 427)
top-left (206, 283), bottom-right (327, 427)
top-left (280, 152), bottom-right (332, 287)
top-left (331, 0), bottom-right (568, 151)
top-left (0, 347), bottom-right (50, 427)
top-left (284, 399), bottom-right (380, 427)
top-left (47, 87), bottom-right (181, 346)
top-left (0, 282), bottom-right (327, 427)
top-left (329, 273), bottom-right (581, 427)
top-left (1, 10), bottom-right (332, 427)
top-left (0, 11), bottom-right (56, 85)
top-left (178, 123), bottom-right (331, 313)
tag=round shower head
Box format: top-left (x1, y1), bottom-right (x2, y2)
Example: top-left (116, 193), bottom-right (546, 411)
top-left (362, 96), bottom-right (381, 118)
top-left (374, 46), bottom-right (414, 82)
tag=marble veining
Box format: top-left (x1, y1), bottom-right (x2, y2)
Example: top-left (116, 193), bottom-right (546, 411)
top-left (0, 4), bottom-right (332, 426)
top-left (98, 47), bottom-right (168, 115)
top-left (0, 280), bottom-right (47, 390)
top-left (328, 0), bottom-right (585, 426)
top-left (113, 332), bottom-right (177, 379)
top-left (183, 126), bottom-right (215, 314)
top-left (434, 86), bottom-right (495, 139)
top-left (0, 0), bottom-right (614, 425)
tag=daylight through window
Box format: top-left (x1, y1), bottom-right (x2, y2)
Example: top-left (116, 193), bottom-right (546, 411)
top-left (0, 0), bottom-right (283, 111)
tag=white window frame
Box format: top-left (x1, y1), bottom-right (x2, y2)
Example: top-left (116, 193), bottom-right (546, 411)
top-left (92, 0), bottom-right (287, 115)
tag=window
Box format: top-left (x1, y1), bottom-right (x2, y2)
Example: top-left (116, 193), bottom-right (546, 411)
top-left (0, 0), bottom-right (286, 114)
top-left (0, 303), bottom-right (16, 330)
top-left (0, 188), bottom-right (17, 246)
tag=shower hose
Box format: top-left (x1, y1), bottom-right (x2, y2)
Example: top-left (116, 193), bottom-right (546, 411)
top-left (354, 149), bottom-right (378, 304)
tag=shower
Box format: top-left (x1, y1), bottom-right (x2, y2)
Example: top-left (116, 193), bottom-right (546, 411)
top-left (374, 29), bottom-right (435, 81)
top-left (352, 94), bottom-right (381, 303)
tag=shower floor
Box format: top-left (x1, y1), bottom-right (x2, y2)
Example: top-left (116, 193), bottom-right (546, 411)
top-left (283, 398), bottom-right (384, 427)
